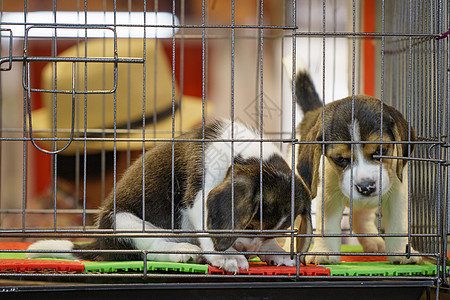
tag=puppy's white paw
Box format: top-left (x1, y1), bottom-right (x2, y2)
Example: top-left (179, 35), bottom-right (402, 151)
top-left (359, 236), bottom-right (386, 253)
top-left (388, 255), bottom-right (423, 265)
top-left (388, 247), bottom-right (423, 265)
top-left (207, 254), bottom-right (249, 274)
top-left (168, 243), bottom-right (201, 263)
top-left (306, 243), bottom-right (341, 265)
top-left (259, 254), bottom-right (296, 266)
top-left (306, 254), bottom-right (341, 265)
top-left (385, 239), bottom-right (424, 265)
top-left (26, 240), bottom-right (75, 259)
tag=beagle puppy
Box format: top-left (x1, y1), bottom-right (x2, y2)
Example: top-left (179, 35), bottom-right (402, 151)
top-left (286, 71), bottom-right (422, 265)
top-left (27, 119), bottom-right (312, 273)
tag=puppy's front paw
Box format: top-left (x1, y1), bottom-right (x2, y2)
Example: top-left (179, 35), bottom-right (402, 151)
top-left (306, 244), bottom-right (340, 265)
top-left (306, 254), bottom-right (341, 265)
top-left (385, 239), bottom-right (424, 265)
top-left (168, 243), bottom-right (201, 263)
top-left (388, 247), bottom-right (423, 265)
top-left (207, 254), bottom-right (249, 274)
top-left (359, 236), bottom-right (386, 253)
top-left (388, 255), bottom-right (423, 265)
top-left (259, 254), bottom-right (296, 266)
top-left (223, 255), bottom-right (249, 273)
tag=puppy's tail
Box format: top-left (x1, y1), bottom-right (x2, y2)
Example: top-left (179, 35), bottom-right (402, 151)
top-left (26, 239), bottom-right (102, 261)
top-left (295, 70), bottom-right (322, 114)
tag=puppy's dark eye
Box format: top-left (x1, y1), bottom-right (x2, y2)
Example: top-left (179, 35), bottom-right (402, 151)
top-left (332, 156), bottom-right (350, 168)
top-left (372, 148), bottom-right (388, 160)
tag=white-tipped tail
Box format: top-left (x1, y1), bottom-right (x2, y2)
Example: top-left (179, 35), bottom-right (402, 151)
top-left (282, 54), bottom-right (309, 82)
top-left (26, 240), bottom-right (76, 259)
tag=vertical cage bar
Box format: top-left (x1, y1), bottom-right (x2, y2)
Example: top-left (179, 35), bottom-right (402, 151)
top-left (52, 0), bottom-right (58, 231)
top-left (406, 0), bottom-right (413, 258)
top-left (82, 0), bottom-right (89, 231)
top-left (379, 0), bottom-right (386, 239)
top-left (141, 0), bottom-right (148, 232)
top-left (171, 0), bottom-right (176, 232)
top-left (230, 0), bottom-right (235, 231)
top-left (445, 0), bottom-right (450, 285)
top-left (259, 0), bottom-right (264, 232)
top-left (21, 0), bottom-right (28, 232)
top-left (112, 0), bottom-right (118, 232)
top-left (290, 0), bottom-right (297, 259)
top-left (348, 0), bottom-right (356, 240)
top-left (101, 0), bottom-right (108, 205)
top-left (201, 0), bottom-right (206, 232)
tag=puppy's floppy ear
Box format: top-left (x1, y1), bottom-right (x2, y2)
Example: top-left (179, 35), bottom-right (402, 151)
top-left (206, 165), bottom-right (259, 251)
top-left (295, 212), bottom-right (313, 262)
top-left (296, 122), bottom-right (323, 199)
top-left (388, 108), bottom-right (417, 182)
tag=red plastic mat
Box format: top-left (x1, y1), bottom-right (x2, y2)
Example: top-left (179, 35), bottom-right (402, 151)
top-left (0, 259), bottom-right (85, 273)
top-left (0, 242), bottom-right (32, 250)
top-left (341, 255), bottom-right (389, 262)
top-left (0, 242), bottom-right (85, 273)
top-left (208, 262), bottom-right (330, 276)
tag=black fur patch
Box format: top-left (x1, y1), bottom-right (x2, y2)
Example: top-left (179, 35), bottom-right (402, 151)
top-left (295, 71), bottom-right (322, 113)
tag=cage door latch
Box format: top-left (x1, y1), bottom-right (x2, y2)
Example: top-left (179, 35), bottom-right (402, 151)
top-left (440, 138), bottom-right (450, 166)
top-left (427, 139), bottom-right (449, 166)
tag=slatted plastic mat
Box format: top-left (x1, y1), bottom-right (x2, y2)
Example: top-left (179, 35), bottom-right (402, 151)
top-left (208, 261), bottom-right (330, 276)
top-left (0, 242), bottom-right (441, 276)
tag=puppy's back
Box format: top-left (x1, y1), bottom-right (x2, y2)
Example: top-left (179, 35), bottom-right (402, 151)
top-left (98, 120), bottom-right (225, 230)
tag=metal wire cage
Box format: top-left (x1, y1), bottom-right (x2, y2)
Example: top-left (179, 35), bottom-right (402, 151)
top-left (382, 0), bottom-right (448, 273)
top-left (0, 0), bottom-right (448, 298)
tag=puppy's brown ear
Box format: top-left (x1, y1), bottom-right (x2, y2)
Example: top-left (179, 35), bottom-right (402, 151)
top-left (389, 108), bottom-right (417, 182)
top-left (295, 213), bottom-right (313, 263)
top-left (296, 123), bottom-right (323, 199)
top-left (206, 167), bottom-right (259, 251)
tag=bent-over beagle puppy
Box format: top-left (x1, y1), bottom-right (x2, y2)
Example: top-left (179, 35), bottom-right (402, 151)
top-left (285, 71), bottom-right (422, 265)
top-left (27, 119), bottom-right (312, 273)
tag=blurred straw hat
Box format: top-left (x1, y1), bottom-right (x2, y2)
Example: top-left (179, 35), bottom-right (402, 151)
top-left (31, 38), bottom-right (207, 155)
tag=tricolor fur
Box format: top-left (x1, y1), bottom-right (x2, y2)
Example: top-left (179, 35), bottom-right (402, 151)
top-left (285, 71), bottom-right (422, 265)
top-left (28, 120), bottom-right (312, 273)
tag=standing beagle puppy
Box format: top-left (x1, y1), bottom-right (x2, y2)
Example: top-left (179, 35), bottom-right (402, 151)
top-left (27, 119), bottom-right (312, 273)
top-left (286, 71), bottom-right (422, 265)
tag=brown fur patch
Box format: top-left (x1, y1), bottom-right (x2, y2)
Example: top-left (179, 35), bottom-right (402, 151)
top-left (326, 144), bottom-right (351, 160)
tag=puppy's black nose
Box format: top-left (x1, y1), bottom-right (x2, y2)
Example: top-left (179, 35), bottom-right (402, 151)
top-left (355, 181), bottom-right (376, 196)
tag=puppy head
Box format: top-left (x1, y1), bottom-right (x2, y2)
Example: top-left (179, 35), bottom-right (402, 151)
top-left (297, 95), bottom-right (416, 200)
top-left (207, 155), bottom-right (312, 253)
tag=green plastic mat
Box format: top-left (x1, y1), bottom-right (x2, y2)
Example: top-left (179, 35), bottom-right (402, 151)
top-left (0, 252), bottom-right (26, 260)
top-left (83, 260), bottom-right (209, 274)
top-left (324, 261), bottom-right (438, 276)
